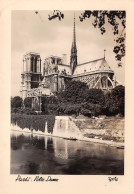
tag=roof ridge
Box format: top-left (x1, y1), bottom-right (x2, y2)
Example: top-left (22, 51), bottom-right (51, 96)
top-left (78, 58), bottom-right (105, 66)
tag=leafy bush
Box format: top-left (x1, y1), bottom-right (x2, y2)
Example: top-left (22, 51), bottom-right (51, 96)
top-left (64, 104), bottom-right (81, 115)
top-left (57, 80), bottom-right (89, 103)
top-left (24, 97), bottom-right (32, 108)
top-left (104, 85), bottom-right (125, 116)
top-left (47, 104), bottom-right (58, 114)
top-left (84, 89), bottom-right (105, 105)
top-left (11, 107), bottom-right (37, 115)
top-left (11, 96), bottom-right (23, 108)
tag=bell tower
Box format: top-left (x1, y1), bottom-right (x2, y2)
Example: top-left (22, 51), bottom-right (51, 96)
top-left (70, 15), bottom-right (77, 74)
top-left (20, 52), bottom-right (42, 99)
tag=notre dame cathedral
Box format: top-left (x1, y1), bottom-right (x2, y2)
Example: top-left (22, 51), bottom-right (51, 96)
top-left (20, 16), bottom-right (117, 109)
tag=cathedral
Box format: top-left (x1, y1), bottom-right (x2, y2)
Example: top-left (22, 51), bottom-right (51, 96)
top-left (20, 16), bottom-right (117, 110)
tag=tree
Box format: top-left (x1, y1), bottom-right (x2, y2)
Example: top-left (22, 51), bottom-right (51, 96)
top-left (81, 102), bottom-right (103, 116)
top-left (24, 97), bottom-right (32, 108)
top-left (48, 10), bottom-right (64, 21)
top-left (57, 81), bottom-right (105, 106)
top-left (104, 85), bottom-right (125, 116)
top-left (11, 96), bottom-right (23, 108)
top-left (84, 88), bottom-right (105, 105)
top-left (41, 96), bottom-right (48, 114)
top-left (47, 10), bottom-right (126, 63)
top-left (64, 104), bottom-right (81, 116)
top-left (55, 81), bottom-right (105, 116)
top-left (57, 80), bottom-right (89, 103)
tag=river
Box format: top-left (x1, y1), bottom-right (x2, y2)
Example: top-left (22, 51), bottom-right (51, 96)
top-left (11, 131), bottom-right (124, 175)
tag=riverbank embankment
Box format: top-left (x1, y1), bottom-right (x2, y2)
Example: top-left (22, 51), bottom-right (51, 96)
top-left (54, 115), bottom-right (124, 147)
top-left (71, 116), bottom-right (124, 142)
top-left (11, 113), bottom-right (124, 147)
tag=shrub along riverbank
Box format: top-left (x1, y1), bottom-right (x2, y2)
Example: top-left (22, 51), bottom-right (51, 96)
top-left (11, 113), bottom-right (55, 133)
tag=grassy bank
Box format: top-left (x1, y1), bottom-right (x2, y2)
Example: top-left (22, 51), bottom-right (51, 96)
top-left (11, 113), bottom-right (55, 133)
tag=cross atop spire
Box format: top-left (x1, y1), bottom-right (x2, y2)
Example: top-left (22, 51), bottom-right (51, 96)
top-left (70, 14), bottom-right (77, 74)
top-left (104, 49), bottom-right (106, 59)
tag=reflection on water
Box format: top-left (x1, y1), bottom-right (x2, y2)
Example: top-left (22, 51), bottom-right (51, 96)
top-left (11, 131), bottom-right (124, 175)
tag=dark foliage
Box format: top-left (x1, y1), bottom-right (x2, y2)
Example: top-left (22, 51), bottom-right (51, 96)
top-left (104, 85), bottom-right (125, 116)
top-left (11, 107), bottom-right (37, 115)
top-left (81, 102), bottom-right (103, 116)
top-left (57, 80), bottom-right (89, 103)
top-left (57, 81), bottom-right (105, 106)
top-left (11, 96), bottom-right (23, 108)
top-left (40, 81), bottom-right (124, 117)
top-left (41, 95), bottom-right (58, 114)
top-left (79, 11), bottom-right (126, 34)
top-left (41, 96), bottom-right (48, 114)
top-left (84, 88), bottom-right (105, 105)
top-left (24, 97), bottom-right (32, 108)
top-left (48, 10), bottom-right (64, 21)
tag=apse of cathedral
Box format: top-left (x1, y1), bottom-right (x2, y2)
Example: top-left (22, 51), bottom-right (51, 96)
top-left (20, 16), bottom-right (117, 102)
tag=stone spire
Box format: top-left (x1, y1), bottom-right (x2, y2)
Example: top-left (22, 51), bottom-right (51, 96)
top-left (70, 14), bottom-right (77, 74)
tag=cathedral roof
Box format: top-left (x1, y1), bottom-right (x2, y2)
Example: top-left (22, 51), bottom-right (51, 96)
top-left (58, 64), bottom-right (72, 75)
top-left (73, 58), bottom-right (114, 76)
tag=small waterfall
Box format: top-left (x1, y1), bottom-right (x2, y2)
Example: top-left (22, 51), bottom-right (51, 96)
top-left (44, 122), bottom-right (51, 136)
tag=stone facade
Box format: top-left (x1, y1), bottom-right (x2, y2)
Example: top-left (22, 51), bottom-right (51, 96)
top-left (41, 56), bottom-right (116, 94)
top-left (43, 55), bottom-right (72, 93)
top-left (20, 52), bottom-right (42, 99)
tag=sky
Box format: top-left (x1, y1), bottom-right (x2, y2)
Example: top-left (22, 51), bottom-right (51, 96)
top-left (11, 10), bottom-right (125, 97)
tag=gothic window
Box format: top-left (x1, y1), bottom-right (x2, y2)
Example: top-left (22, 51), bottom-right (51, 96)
top-left (31, 58), bottom-right (33, 72)
top-left (51, 57), bottom-right (55, 64)
top-left (108, 80), bottom-right (112, 88)
top-left (101, 76), bottom-right (107, 89)
top-left (35, 58), bottom-right (37, 73)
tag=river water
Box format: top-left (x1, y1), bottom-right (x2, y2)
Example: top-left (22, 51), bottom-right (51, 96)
top-left (11, 131), bottom-right (124, 175)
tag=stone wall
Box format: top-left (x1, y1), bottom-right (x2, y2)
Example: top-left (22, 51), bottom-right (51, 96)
top-left (53, 116), bottom-right (124, 142)
top-left (53, 116), bottom-right (81, 138)
top-left (73, 117), bottom-right (124, 142)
